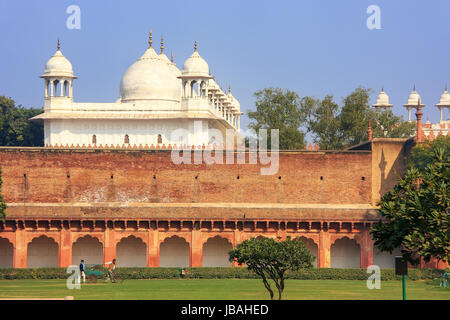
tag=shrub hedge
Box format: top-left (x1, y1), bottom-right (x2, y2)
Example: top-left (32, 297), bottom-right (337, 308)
top-left (0, 267), bottom-right (444, 280)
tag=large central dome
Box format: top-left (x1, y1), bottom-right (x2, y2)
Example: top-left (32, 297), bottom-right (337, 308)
top-left (120, 46), bottom-right (181, 105)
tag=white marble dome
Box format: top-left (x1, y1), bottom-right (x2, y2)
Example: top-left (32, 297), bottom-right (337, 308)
top-left (43, 48), bottom-right (74, 78)
top-left (407, 87), bottom-right (421, 105)
top-left (120, 47), bottom-right (181, 103)
top-left (438, 87), bottom-right (450, 105)
top-left (182, 45), bottom-right (210, 77)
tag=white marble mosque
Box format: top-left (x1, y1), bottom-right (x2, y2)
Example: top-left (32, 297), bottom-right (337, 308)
top-left (31, 32), bottom-right (243, 147)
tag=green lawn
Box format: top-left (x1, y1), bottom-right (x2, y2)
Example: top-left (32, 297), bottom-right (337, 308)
top-left (0, 279), bottom-right (448, 300)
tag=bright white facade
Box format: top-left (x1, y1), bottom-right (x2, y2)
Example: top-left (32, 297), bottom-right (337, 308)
top-left (32, 34), bottom-right (243, 147)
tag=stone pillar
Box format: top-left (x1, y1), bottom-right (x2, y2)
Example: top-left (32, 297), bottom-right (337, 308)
top-left (191, 229), bottom-right (203, 267)
top-left (69, 80), bottom-right (73, 98)
top-left (318, 230), bottom-right (331, 268)
top-left (14, 227), bottom-right (27, 268)
top-left (147, 229), bottom-right (159, 267)
top-left (232, 229), bottom-right (242, 267)
top-left (45, 80), bottom-right (49, 98)
top-left (60, 80), bottom-right (64, 97)
top-left (59, 227), bottom-right (72, 267)
top-left (50, 80), bottom-right (54, 97)
top-left (360, 229), bottom-right (374, 268)
top-left (103, 227), bottom-right (116, 264)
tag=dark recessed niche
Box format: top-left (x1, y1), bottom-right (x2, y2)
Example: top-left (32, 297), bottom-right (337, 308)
top-left (195, 176), bottom-right (198, 180)
top-left (237, 175), bottom-right (240, 180)
top-left (278, 176), bottom-right (282, 180)
top-left (110, 175), bottom-right (114, 180)
top-left (23, 174), bottom-right (27, 178)
top-left (361, 176), bottom-right (365, 181)
top-left (67, 174), bottom-right (70, 178)
top-left (320, 176), bottom-right (323, 181)
top-left (153, 175), bottom-right (156, 179)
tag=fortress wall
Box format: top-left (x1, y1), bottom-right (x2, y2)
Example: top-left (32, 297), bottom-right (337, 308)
top-left (0, 148), bottom-right (372, 205)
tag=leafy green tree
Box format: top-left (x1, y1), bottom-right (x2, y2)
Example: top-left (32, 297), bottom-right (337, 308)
top-left (371, 145), bottom-right (450, 265)
top-left (339, 86), bottom-right (374, 146)
top-left (409, 135), bottom-right (450, 171)
top-left (372, 109), bottom-right (415, 139)
top-left (301, 95), bottom-right (345, 150)
top-left (247, 88), bottom-right (306, 150)
top-left (229, 236), bottom-right (314, 300)
top-left (0, 96), bottom-right (43, 146)
top-left (0, 165), bottom-right (6, 222)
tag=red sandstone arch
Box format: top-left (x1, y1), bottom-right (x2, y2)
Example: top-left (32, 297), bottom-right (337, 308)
top-left (330, 236), bottom-right (361, 268)
top-left (116, 235), bottom-right (147, 267)
top-left (159, 235), bottom-right (190, 267)
top-left (159, 233), bottom-right (191, 245)
top-left (202, 236), bottom-right (233, 267)
top-left (27, 233), bottom-right (59, 245)
top-left (72, 233), bottom-right (104, 244)
top-left (115, 233), bottom-right (147, 246)
top-left (201, 233), bottom-right (233, 246)
top-left (72, 235), bottom-right (103, 266)
top-left (27, 235), bottom-right (59, 268)
top-left (295, 236), bottom-right (318, 267)
top-left (0, 237), bottom-right (14, 268)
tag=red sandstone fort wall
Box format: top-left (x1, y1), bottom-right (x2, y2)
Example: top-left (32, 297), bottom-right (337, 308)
top-left (0, 148), bottom-right (372, 205)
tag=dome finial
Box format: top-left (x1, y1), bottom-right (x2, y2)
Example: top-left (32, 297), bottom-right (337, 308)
top-left (228, 84), bottom-right (231, 94)
top-left (148, 29), bottom-right (153, 48)
top-left (160, 35), bottom-right (164, 53)
top-left (57, 38), bottom-right (61, 51)
top-left (381, 85), bottom-right (384, 92)
top-left (171, 52), bottom-right (174, 63)
top-left (445, 84), bottom-right (448, 92)
top-left (413, 84), bottom-right (416, 92)
top-left (194, 40), bottom-right (198, 52)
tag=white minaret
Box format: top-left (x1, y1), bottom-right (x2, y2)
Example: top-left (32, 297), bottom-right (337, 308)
top-left (40, 38), bottom-right (77, 112)
top-left (436, 85), bottom-right (450, 122)
top-left (372, 86), bottom-right (393, 113)
top-left (404, 85), bottom-right (425, 122)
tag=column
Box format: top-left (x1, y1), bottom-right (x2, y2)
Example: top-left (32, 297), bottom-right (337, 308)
top-left (60, 80), bottom-right (64, 97)
top-left (69, 80), bottom-right (73, 98)
top-left (147, 229), bottom-right (159, 267)
top-left (14, 226), bottom-right (27, 268)
top-left (50, 80), bottom-right (54, 97)
top-left (103, 226), bottom-right (116, 263)
top-left (45, 80), bottom-right (49, 98)
top-left (59, 227), bottom-right (72, 267)
top-left (439, 107), bottom-right (443, 123)
top-left (232, 228), bottom-right (242, 267)
top-left (318, 230), bottom-right (331, 268)
top-left (191, 229), bottom-right (203, 267)
top-left (360, 229), bottom-right (374, 268)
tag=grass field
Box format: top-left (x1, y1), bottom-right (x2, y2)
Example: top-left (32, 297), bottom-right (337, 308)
top-left (0, 279), bottom-right (449, 300)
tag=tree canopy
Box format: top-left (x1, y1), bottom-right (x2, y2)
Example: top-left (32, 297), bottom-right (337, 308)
top-left (229, 236), bottom-right (314, 300)
top-left (247, 88), bottom-right (306, 150)
top-left (371, 139), bottom-right (450, 265)
top-left (0, 96), bottom-right (43, 147)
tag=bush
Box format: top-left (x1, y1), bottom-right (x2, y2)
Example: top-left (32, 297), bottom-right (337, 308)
top-left (0, 267), bottom-right (445, 280)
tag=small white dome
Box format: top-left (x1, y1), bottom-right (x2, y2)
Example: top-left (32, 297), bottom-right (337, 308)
top-left (374, 88), bottom-right (392, 107)
top-left (182, 44), bottom-right (210, 76)
top-left (43, 43), bottom-right (74, 78)
top-left (120, 47), bottom-right (181, 103)
top-left (406, 86), bottom-right (422, 105)
top-left (438, 87), bottom-right (450, 106)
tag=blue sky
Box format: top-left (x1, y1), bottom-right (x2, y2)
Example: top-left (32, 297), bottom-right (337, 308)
top-left (1, 0), bottom-right (449, 133)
